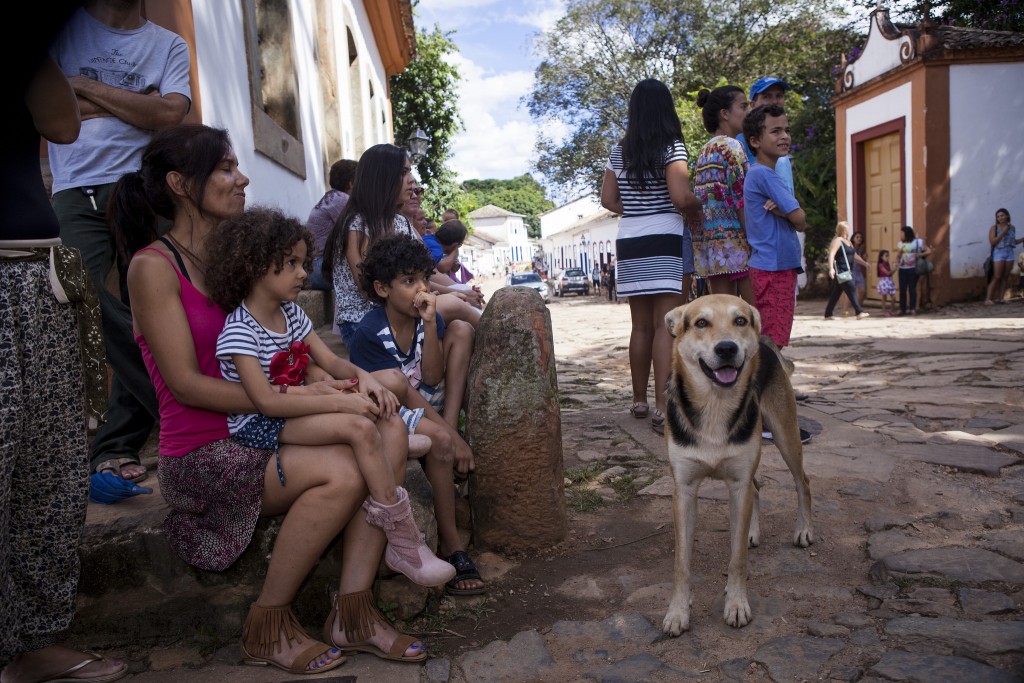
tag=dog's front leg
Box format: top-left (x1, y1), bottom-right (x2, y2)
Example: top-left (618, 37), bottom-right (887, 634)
top-left (723, 476), bottom-right (756, 628)
top-left (663, 480), bottom-right (699, 636)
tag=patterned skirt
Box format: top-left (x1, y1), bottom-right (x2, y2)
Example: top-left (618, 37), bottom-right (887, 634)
top-left (877, 276), bottom-right (896, 296)
top-left (158, 439), bottom-right (273, 572)
top-left (615, 233), bottom-right (693, 298)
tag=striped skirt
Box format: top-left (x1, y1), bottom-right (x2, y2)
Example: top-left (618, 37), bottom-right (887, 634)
top-left (615, 232), bottom-right (693, 298)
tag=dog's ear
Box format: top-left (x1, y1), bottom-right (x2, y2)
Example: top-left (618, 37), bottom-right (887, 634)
top-left (748, 303), bottom-right (761, 336)
top-left (665, 304), bottom-right (687, 338)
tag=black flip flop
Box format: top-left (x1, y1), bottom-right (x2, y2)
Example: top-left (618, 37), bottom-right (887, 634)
top-left (445, 551), bottom-right (486, 596)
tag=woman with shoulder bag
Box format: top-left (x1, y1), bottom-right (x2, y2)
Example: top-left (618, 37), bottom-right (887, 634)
top-left (824, 221), bottom-right (871, 320)
top-left (895, 226), bottom-right (931, 315)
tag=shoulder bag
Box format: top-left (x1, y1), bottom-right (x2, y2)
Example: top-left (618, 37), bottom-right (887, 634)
top-left (915, 238), bottom-right (934, 275)
top-left (836, 243), bottom-right (853, 284)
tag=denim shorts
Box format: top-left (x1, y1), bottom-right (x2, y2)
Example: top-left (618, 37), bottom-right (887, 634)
top-left (993, 246), bottom-right (1016, 262)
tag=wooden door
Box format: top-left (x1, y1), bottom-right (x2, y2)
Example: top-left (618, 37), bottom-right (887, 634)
top-left (863, 132), bottom-right (902, 300)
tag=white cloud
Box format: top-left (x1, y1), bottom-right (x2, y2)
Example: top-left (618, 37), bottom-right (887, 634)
top-left (418, 0), bottom-right (568, 182)
top-left (502, 0), bottom-right (564, 31)
top-left (445, 53), bottom-right (539, 181)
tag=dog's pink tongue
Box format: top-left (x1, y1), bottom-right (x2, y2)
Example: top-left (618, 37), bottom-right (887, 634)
top-left (714, 367), bottom-right (738, 384)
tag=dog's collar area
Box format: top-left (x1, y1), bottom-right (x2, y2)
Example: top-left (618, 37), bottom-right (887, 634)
top-left (699, 358), bottom-right (741, 387)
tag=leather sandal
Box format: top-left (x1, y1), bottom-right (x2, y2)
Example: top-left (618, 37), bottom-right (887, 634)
top-left (445, 551), bottom-right (487, 596)
top-left (651, 410), bottom-right (665, 436)
top-left (629, 402), bottom-right (649, 419)
top-left (240, 603), bottom-right (345, 674)
top-left (95, 457), bottom-right (148, 484)
top-left (323, 590), bottom-right (427, 663)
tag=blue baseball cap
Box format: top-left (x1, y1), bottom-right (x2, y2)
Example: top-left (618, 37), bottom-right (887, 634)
top-left (749, 76), bottom-right (790, 100)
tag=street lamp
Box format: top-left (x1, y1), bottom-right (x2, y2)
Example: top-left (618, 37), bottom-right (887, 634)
top-left (405, 127), bottom-right (429, 165)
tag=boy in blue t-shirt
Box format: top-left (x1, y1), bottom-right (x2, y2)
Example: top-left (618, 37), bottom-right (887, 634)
top-left (742, 103), bottom-right (807, 350)
top-left (348, 233), bottom-right (485, 595)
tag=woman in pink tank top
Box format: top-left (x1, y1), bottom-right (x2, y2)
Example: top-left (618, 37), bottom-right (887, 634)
top-left (109, 124), bottom-right (428, 672)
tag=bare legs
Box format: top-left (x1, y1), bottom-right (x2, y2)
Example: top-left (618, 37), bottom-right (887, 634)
top-left (986, 261), bottom-right (1012, 304)
top-left (708, 274), bottom-right (755, 307)
top-left (436, 293), bottom-right (481, 328)
top-left (252, 414), bottom-right (415, 668)
top-left (440, 320), bottom-right (474, 431)
top-left (627, 290), bottom-right (688, 416)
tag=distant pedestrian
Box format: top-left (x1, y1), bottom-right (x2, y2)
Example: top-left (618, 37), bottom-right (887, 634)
top-left (985, 208), bottom-right (1022, 305)
top-left (876, 249), bottom-right (896, 315)
top-left (823, 221), bottom-right (870, 320)
top-left (842, 231), bottom-right (867, 316)
top-left (895, 225), bottom-right (930, 315)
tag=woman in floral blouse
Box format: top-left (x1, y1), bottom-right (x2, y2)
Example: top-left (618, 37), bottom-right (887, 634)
top-left (689, 85), bottom-right (754, 304)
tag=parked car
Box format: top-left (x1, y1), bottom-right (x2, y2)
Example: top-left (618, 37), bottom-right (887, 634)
top-left (505, 272), bottom-right (550, 302)
top-left (554, 268), bottom-right (590, 297)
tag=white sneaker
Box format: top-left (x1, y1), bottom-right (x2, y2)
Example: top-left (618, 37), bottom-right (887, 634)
top-left (856, 312), bottom-right (870, 319)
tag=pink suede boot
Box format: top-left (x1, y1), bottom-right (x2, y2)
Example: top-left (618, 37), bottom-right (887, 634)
top-left (363, 487), bottom-right (456, 587)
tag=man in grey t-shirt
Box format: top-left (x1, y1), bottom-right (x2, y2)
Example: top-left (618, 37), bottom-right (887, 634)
top-left (48, 0), bottom-right (191, 486)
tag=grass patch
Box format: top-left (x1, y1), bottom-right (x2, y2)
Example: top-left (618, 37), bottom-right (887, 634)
top-left (564, 461), bottom-right (609, 512)
top-left (567, 488), bottom-right (603, 513)
top-left (565, 461), bottom-right (604, 484)
top-left (608, 473), bottom-right (646, 502)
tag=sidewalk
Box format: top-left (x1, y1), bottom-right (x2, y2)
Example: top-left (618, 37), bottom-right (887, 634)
top-left (81, 288), bottom-right (1024, 682)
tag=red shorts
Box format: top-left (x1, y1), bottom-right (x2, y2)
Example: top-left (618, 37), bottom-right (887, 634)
top-left (749, 267), bottom-right (797, 348)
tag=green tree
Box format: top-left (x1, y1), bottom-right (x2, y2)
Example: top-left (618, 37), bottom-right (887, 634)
top-left (849, 0), bottom-right (1024, 31)
top-left (462, 175), bottom-right (555, 238)
top-left (390, 25), bottom-right (463, 190)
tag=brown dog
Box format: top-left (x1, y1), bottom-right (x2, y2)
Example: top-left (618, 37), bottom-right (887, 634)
top-left (661, 294), bottom-right (813, 635)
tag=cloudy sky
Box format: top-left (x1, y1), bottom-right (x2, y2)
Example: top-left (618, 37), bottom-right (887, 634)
top-left (414, 0), bottom-right (565, 183)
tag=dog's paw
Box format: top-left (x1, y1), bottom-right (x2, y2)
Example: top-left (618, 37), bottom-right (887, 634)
top-left (723, 593), bottom-right (752, 628)
top-left (793, 526), bottom-right (814, 548)
top-left (662, 609), bottom-right (690, 636)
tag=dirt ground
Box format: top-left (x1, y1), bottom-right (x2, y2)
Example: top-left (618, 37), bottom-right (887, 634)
top-left (410, 284), bottom-right (1024, 680)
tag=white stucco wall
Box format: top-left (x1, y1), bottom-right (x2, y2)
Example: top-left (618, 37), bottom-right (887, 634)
top-left (843, 81), bottom-right (914, 231)
top-left (191, 1), bottom-right (392, 222)
top-left (948, 62), bottom-right (1024, 278)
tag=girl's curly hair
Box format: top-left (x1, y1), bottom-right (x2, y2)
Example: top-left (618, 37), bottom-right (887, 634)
top-left (358, 233), bottom-right (436, 305)
top-left (204, 206), bottom-right (314, 312)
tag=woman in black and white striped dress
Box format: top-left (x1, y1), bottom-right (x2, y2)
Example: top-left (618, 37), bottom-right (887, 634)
top-left (600, 78), bottom-right (700, 435)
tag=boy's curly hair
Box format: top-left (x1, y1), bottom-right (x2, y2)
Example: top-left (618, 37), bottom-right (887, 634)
top-left (358, 233), bottom-right (436, 304)
top-left (204, 206), bottom-right (314, 312)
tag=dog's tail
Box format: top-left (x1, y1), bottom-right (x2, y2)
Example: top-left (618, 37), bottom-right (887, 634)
top-left (760, 335), bottom-right (795, 377)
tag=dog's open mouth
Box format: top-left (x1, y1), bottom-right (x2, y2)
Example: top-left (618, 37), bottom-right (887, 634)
top-left (699, 359), bottom-right (741, 387)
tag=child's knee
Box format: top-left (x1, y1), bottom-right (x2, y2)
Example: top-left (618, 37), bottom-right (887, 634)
top-left (374, 368), bottom-right (408, 396)
top-left (449, 319), bottom-right (475, 342)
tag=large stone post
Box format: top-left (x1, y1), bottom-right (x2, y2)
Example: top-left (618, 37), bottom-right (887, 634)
top-left (465, 286), bottom-right (567, 552)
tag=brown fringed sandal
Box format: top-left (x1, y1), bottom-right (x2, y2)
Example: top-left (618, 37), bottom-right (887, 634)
top-left (240, 603), bottom-right (346, 674)
top-left (322, 590), bottom-right (427, 663)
